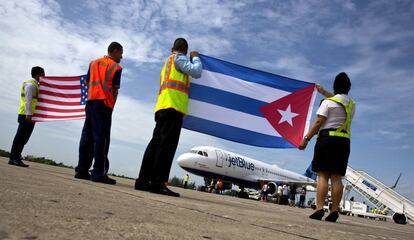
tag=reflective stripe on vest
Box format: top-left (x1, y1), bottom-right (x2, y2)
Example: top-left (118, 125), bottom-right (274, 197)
top-left (159, 80), bottom-right (189, 95)
top-left (325, 97), bottom-right (354, 139)
top-left (18, 79), bottom-right (39, 115)
top-left (87, 56), bottom-right (122, 109)
top-left (155, 54), bottom-right (190, 114)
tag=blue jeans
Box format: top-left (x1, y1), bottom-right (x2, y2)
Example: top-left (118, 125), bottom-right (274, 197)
top-left (76, 100), bottom-right (112, 178)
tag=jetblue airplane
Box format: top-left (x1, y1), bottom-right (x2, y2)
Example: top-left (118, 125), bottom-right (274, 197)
top-left (177, 146), bottom-right (316, 194)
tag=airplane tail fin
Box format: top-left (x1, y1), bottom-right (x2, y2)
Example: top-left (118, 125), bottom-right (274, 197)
top-left (390, 173), bottom-right (402, 189)
top-left (303, 163), bottom-right (317, 181)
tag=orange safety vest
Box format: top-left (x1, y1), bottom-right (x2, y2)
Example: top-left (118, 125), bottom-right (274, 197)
top-left (217, 180), bottom-right (223, 189)
top-left (88, 56), bottom-right (122, 109)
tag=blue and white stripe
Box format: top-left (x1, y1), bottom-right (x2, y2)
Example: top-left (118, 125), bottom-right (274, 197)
top-left (183, 54), bottom-right (314, 148)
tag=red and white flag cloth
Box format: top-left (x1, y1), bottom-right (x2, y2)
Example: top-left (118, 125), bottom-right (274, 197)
top-left (32, 76), bottom-right (88, 122)
top-left (259, 85), bottom-right (316, 147)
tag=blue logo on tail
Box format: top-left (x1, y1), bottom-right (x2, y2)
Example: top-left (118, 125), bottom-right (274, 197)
top-left (303, 163), bottom-right (317, 181)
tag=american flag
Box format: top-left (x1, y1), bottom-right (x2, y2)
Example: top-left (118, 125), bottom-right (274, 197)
top-left (32, 75), bottom-right (88, 122)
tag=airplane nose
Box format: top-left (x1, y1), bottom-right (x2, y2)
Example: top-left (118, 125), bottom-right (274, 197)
top-left (177, 153), bottom-right (193, 167)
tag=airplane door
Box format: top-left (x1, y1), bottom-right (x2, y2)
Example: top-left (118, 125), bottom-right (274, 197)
top-left (215, 150), bottom-right (225, 168)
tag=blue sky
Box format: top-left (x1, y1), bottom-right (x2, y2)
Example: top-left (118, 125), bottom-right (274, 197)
top-left (0, 0), bottom-right (413, 201)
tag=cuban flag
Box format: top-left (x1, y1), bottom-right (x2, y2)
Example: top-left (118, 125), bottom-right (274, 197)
top-left (183, 55), bottom-right (317, 148)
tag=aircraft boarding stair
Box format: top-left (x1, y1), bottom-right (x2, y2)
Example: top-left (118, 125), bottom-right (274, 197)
top-left (344, 166), bottom-right (414, 224)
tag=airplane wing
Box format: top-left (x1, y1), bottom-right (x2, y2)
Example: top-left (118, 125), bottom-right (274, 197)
top-left (258, 178), bottom-right (317, 187)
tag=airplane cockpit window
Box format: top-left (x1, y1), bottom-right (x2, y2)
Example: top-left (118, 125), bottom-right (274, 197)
top-left (191, 149), bottom-right (208, 157)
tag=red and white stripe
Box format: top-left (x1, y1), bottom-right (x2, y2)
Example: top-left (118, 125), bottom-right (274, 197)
top-left (32, 76), bottom-right (86, 122)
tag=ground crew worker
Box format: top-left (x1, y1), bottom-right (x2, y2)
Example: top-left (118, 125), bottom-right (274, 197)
top-left (209, 179), bottom-right (215, 193)
top-left (282, 184), bottom-right (289, 205)
top-left (277, 184), bottom-right (283, 204)
top-left (75, 42), bottom-right (123, 185)
top-left (9, 67), bottom-right (45, 167)
top-left (261, 182), bottom-right (269, 201)
top-left (299, 72), bottom-right (355, 223)
top-left (134, 38), bottom-right (202, 197)
top-left (289, 185), bottom-right (297, 207)
top-left (299, 186), bottom-right (306, 208)
top-left (183, 174), bottom-right (189, 189)
top-left (217, 179), bottom-right (223, 194)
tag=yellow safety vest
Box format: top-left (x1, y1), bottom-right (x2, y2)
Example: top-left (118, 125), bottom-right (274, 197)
top-left (324, 97), bottom-right (354, 139)
top-left (18, 79), bottom-right (39, 115)
top-left (155, 54), bottom-right (190, 115)
top-left (183, 175), bottom-right (189, 182)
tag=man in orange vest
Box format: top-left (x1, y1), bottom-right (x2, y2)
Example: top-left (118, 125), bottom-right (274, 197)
top-left (75, 42), bottom-right (123, 185)
top-left (135, 38), bottom-right (202, 197)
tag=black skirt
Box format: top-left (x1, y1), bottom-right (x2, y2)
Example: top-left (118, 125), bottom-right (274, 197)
top-left (312, 131), bottom-right (350, 176)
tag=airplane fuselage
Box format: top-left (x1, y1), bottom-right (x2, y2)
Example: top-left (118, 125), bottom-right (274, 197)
top-left (177, 146), bottom-right (315, 190)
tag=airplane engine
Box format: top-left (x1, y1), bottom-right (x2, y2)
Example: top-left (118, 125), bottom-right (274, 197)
top-left (267, 182), bottom-right (277, 195)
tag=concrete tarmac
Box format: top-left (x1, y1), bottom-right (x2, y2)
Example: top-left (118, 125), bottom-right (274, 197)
top-left (0, 157), bottom-right (413, 240)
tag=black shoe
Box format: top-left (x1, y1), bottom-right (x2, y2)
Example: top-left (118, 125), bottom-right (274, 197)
top-left (8, 159), bottom-right (29, 167)
top-left (150, 184), bottom-right (180, 197)
top-left (309, 209), bottom-right (325, 220)
top-left (91, 175), bottom-right (116, 185)
top-left (134, 179), bottom-right (151, 191)
top-left (74, 171), bottom-right (91, 180)
top-left (325, 211), bottom-right (339, 222)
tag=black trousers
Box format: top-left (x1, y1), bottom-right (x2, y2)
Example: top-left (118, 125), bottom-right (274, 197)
top-left (138, 109), bottom-right (183, 185)
top-left (76, 100), bottom-right (112, 178)
top-left (10, 115), bottom-right (35, 160)
top-left (299, 195), bottom-right (306, 208)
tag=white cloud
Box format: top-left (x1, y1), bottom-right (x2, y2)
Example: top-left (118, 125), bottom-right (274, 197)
top-left (111, 95), bottom-right (155, 144)
top-left (377, 130), bottom-right (408, 140)
top-left (0, 0), bottom-right (236, 180)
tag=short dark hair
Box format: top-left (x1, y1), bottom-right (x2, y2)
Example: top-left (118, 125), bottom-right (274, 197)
top-left (333, 72), bottom-right (351, 94)
top-left (31, 66), bottom-right (44, 78)
top-left (173, 38), bottom-right (188, 52)
top-left (108, 42), bottom-right (123, 53)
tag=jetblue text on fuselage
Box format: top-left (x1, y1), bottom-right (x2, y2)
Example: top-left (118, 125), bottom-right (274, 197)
top-left (227, 155), bottom-right (255, 171)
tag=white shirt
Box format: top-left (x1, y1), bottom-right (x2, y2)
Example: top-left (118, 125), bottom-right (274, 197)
top-left (277, 186), bottom-right (283, 194)
top-left (282, 185), bottom-right (289, 196)
top-left (24, 81), bottom-right (38, 115)
top-left (316, 94), bottom-right (355, 130)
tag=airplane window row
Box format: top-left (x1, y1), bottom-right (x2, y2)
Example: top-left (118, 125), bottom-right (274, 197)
top-left (190, 150), bottom-right (208, 157)
top-left (262, 168), bottom-right (289, 179)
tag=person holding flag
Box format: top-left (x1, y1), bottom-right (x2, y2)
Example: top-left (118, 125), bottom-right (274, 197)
top-left (75, 42), bottom-right (123, 185)
top-left (299, 72), bottom-right (355, 222)
top-left (9, 66), bottom-right (45, 167)
top-left (135, 38), bottom-right (202, 197)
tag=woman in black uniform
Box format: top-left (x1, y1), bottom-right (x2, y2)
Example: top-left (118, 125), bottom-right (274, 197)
top-left (299, 72), bottom-right (355, 222)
